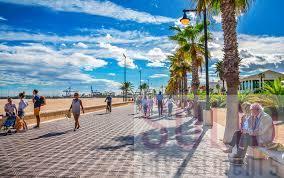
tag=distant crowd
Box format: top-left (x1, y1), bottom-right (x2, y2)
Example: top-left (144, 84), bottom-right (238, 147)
top-left (134, 91), bottom-right (194, 118)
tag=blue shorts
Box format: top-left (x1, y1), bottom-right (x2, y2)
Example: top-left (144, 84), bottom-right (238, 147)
top-left (18, 111), bottom-right (25, 118)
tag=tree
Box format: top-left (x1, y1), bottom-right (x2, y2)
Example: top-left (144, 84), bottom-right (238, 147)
top-left (264, 78), bottom-right (284, 95)
top-left (216, 83), bottom-right (221, 94)
top-left (192, 0), bottom-right (254, 143)
top-left (170, 23), bottom-right (206, 118)
top-left (120, 82), bottom-right (134, 101)
top-left (215, 60), bottom-right (225, 93)
top-left (166, 53), bottom-right (191, 97)
top-left (139, 83), bottom-right (149, 95)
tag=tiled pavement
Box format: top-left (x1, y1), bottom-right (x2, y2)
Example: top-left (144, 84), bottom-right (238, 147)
top-left (0, 104), bottom-right (280, 177)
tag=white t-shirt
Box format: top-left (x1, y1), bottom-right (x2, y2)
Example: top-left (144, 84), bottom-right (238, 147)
top-left (19, 99), bottom-right (28, 111)
top-left (242, 116), bottom-right (250, 131)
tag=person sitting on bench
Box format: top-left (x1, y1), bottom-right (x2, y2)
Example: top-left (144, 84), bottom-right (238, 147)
top-left (229, 103), bottom-right (274, 160)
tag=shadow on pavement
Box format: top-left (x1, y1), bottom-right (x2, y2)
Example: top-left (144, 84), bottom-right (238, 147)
top-left (95, 113), bottom-right (109, 116)
top-left (173, 126), bottom-right (209, 178)
top-left (30, 130), bottom-right (73, 140)
top-left (96, 135), bottom-right (134, 151)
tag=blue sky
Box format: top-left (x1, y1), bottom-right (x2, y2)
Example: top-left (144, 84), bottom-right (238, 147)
top-left (0, 0), bottom-right (283, 96)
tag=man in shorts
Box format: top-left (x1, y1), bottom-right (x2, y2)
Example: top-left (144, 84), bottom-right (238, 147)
top-left (105, 94), bottom-right (112, 112)
top-left (32, 89), bottom-right (41, 128)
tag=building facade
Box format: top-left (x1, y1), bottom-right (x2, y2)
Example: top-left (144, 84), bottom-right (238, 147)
top-left (239, 70), bottom-right (284, 92)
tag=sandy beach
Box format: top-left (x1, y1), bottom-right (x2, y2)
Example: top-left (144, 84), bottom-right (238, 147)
top-left (0, 98), bottom-right (123, 115)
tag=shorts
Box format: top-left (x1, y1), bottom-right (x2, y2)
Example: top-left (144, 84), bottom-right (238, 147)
top-left (73, 113), bottom-right (80, 118)
top-left (143, 105), bottom-right (148, 113)
top-left (18, 111), bottom-right (25, 118)
top-left (34, 107), bottom-right (40, 116)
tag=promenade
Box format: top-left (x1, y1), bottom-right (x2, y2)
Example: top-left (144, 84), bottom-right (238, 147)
top-left (0, 104), bottom-right (280, 177)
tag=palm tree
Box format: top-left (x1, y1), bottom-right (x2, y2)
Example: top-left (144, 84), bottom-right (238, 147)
top-left (120, 82), bottom-right (134, 101)
top-left (167, 53), bottom-right (191, 96)
top-left (264, 78), bottom-right (284, 95)
top-left (139, 83), bottom-right (149, 95)
top-left (193, 0), bottom-right (254, 143)
top-left (215, 60), bottom-right (225, 93)
top-left (170, 23), bottom-right (206, 117)
top-left (215, 83), bottom-right (221, 94)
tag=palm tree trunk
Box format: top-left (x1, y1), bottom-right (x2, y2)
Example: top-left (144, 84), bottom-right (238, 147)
top-left (184, 71), bottom-right (188, 95)
top-left (222, 80), bottom-right (225, 93)
top-left (221, 0), bottom-right (241, 143)
top-left (183, 71), bottom-right (188, 107)
top-left (191, 55), bottom-right (200, 120)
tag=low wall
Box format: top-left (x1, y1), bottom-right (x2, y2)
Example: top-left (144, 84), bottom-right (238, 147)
top-left (211, 107), bottom-right (283, 144)
top-left (24, 102), bottom-right (132, 125)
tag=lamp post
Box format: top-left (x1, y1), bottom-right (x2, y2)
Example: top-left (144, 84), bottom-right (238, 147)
top-left (123, 53), bottom-right (127, 102)
top-left (180, 7), bottom-right (210, 110)
top-left (139, 69), bottom-right (142, 95)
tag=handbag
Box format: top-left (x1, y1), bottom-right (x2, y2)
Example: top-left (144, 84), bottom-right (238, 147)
top-left (65, 111), bottom-right (71, 119)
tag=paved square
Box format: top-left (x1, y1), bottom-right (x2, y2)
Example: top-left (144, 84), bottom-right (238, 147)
top-left (0, 105), bottom-right (280, 177)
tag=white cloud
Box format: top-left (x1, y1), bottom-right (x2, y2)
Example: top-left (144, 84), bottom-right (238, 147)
top-left (0, 43), bottom-right (112, 89)
top-left (145, 47), bottom-right (170, 67)
top-left (212, 15), bottom-right (222, 23)
top-left (108, 73), bottom-right (116, 76)
top-left (0, 16), bottom-right (7, 21)
top-left (0, 0), bottom-right (175, 24)
top-left (147, 61), bottom-right (166, 68)
top-left (146, 47), bottom-right (168, 62)
top-left (209, 31), bottom-right (284, 76)
top-left (150, 74), bottom-right (168, 78)
top-left (99, 42), bottom-right (137, 69)
top-left (74, 42), bottom-right (88, 48)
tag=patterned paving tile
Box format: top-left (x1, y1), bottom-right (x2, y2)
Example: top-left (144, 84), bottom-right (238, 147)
top-left (0, 105), bottom-right (281, 177)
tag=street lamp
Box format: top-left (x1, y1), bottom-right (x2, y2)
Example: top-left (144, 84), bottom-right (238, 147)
top-left (180, 7), bottom-right (210, 110)
top-left (139, 69), bottom-right (142, 95)
top-left (123, 53), bottom-right (127, 102)
top-left (180, 9), bottom-right (191, 25)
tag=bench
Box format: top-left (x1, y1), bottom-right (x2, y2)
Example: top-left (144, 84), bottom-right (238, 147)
top-left (247, 146), bottom-right (284, 177)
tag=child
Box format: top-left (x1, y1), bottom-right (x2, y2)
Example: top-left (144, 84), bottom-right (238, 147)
top-left (18, 92), bottom-right (28, 131)
top-left (69, 93), bottom-right (84, 131)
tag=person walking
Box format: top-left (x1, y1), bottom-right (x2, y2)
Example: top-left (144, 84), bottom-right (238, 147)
top-left (105, 94), bottom-right (112, 113)
top-left (69, 93), bottom-right (84, 131)
top-left (148, 96), bottom-right (154, 116)
top-left (156, 91), bottom-right (164, 117)
top-left (142, 95), bottom-right (148, 118)
top-left (18, 92), bottom-right (28, 130)
top-left (32, 89), bottom-right (41, 128)
top-left (167, 95), bottom-right (174, 117)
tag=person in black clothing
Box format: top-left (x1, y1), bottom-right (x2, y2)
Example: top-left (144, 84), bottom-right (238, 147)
top-left (32, 89), bottom-right (41, 128)
top-left (105, 95), bottom-right (112, 112)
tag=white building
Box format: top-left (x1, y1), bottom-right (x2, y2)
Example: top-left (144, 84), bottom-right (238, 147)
top-left (239, 70), bottom-right (284, 92)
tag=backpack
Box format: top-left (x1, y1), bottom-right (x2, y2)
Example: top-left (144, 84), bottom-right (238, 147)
top-left (39, 96), bottom-right (46, 106)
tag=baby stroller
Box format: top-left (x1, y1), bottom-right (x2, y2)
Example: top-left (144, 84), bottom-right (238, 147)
top-left (0, 113), bottom-right (17, 135)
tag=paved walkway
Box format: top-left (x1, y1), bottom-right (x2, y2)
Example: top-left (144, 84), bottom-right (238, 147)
top-left (0, 104), bottom-right (280, 177)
